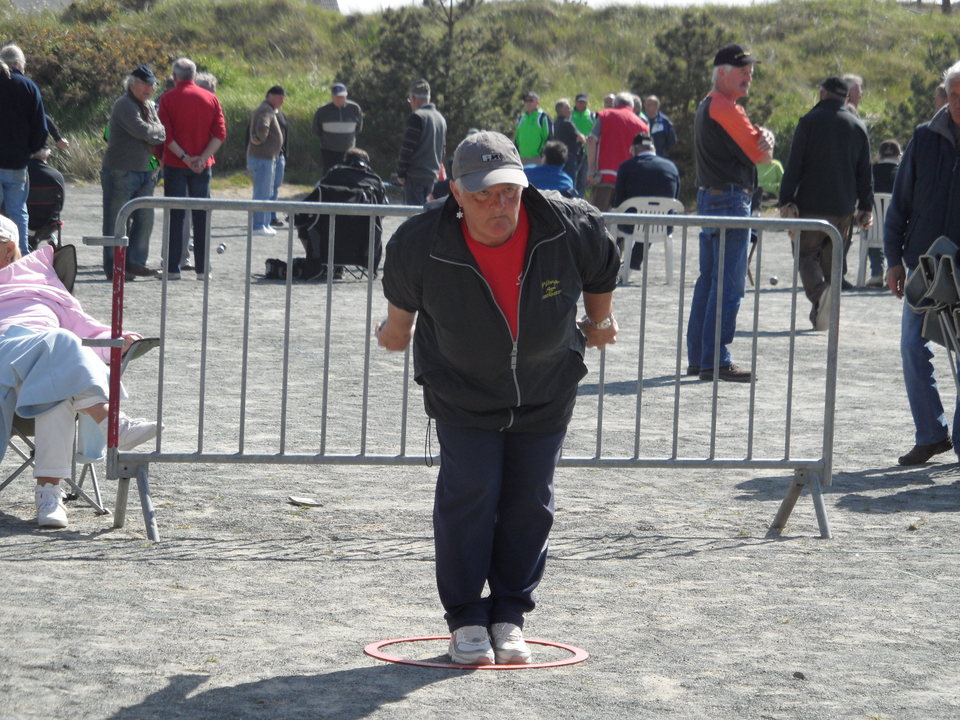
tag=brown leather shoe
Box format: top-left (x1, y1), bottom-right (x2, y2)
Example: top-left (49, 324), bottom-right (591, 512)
top-left (699, 364), bottom-right (754, 383)
top-left (897, 438), bottom-right (953, 466)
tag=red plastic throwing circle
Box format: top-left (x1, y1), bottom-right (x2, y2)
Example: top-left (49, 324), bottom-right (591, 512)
top-left (364, 635), bottom-right (589, 670)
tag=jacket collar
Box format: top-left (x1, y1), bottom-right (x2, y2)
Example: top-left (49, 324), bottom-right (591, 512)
top-left (429, 186), bottom-right (566, 264)
top-left (928, 106), bottom-right (958, 146)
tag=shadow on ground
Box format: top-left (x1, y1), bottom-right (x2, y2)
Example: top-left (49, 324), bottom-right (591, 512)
top-left (109, 664), bottom-right (468, 720)
top-left (735, 465), bottom-right (960, 514)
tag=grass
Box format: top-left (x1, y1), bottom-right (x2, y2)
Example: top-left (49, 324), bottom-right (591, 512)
top-left (6, 0), bottom-right (960, 186)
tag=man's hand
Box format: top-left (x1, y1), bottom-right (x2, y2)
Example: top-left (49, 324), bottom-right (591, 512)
top-left (376, 304), bottom-right (417, 351)
top-left (887, 264), bottom-right (905, 299)
top-left (758, 126), bottom-right (775, 154)
top-left (856, 209), bottom-right (873, 230)
top-left (577, 315), bottom-right (618, 349)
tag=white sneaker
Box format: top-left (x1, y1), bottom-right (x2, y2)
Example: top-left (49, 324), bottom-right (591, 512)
top-left (814, 286), bottom-right (832, 331)
top-left (490, 622), bottom-right (532, 664)
top-left (866, 274), bottom-right (884, 288)
top-left (253, 225), bottom-right (277, 237)
top-left (447, 625), bottom-right (494, 665)
top-left (100, 415), bottom-right (159, 451)
top-left (35, 484), bottom-right (68, 529)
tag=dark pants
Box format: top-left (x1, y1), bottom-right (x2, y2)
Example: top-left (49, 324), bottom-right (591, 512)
top-left (794, 213), bottom-right (852, 305)
top-left (433, 422), bottom-right (565, 631)
top-left (163, 165), bottom-right (211, 274)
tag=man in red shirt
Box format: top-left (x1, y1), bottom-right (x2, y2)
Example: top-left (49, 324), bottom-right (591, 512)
top-left (158, 57), bottom-right (227, 279)
top-left (585, 92), bottom-right (649, 211)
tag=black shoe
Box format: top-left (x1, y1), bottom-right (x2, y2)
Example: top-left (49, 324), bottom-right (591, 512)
top-left (685, 365), bottom-right (700, 376)
top-left (126, 262), bottom-right (157, 277)
top-left (897, 438), bottom-right (953, 466)
top-left (270, 218), bottom-right (285, 228)
top-left (699, 364), bottom-right (754, 383)
top-left (841, 279), bottom-right (855, 291)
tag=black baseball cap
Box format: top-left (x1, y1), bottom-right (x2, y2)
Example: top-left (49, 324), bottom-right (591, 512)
top-left (131, 64), bottom-right (157, 84)
top-left (713, 43), bottom-right (759, 67)
top-left (820, 76), bottom-right (849, 98)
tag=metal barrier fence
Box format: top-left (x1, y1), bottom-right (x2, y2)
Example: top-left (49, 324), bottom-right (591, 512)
top-left (86, 197), bottom-right (843, 542)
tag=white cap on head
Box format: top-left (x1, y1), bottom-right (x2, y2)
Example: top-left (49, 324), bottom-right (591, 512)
top-left (0, 215), bottom-right (18, 244)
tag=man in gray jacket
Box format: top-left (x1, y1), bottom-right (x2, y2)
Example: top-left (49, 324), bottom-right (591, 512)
top-left (778, 76), bottom-right (873, 329)
top-left (396, 79), bottom-right (447, 205)
top-left (312, 82), bottom-right (362, 173)
top-left (247, 85), bottom-right (285, 236)
top-left (101, 64), bottom-right (166, 280)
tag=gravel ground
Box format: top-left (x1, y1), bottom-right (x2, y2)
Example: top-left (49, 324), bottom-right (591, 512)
top-left (0, 182), bottom-right (957, 720)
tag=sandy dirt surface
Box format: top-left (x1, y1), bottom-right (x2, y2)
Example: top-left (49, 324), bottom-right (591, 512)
top-left (0, 182), bottom-right (957, 720)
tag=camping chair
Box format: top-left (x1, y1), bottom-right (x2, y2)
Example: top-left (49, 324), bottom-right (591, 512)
top-left (608, 196), bottom-right (684, 285)
top-left (0, 245), bottom-right (158, 515)
top-left (856, 192), bottom-right (892, 287)
top-left (26, 157), bottom-right (66, 250)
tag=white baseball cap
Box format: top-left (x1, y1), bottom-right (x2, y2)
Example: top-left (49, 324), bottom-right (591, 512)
top-left (0, 215), bottom-right (18, 244)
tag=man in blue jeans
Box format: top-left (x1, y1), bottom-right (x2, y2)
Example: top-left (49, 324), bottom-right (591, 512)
top-left (687, 43), bottom-right (774, 382)
top-left (158, 57), bottom-right (227, 279)
top-left (0, 44), bottom-right (48, 257)
top-left (884, 60), bottom-right (960, 466)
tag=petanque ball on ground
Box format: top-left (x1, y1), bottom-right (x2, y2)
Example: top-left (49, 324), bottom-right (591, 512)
top-left (770, 276), bottom-right (779, 286)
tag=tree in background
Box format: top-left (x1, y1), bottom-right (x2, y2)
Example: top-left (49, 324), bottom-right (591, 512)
top-left (627, 11), bottom-right (726, 198)
top-left (337, 0), bottom-right (539, 179)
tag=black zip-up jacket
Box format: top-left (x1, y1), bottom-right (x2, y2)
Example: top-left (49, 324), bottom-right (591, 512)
top-left (778, 97), bottom-right (873, 217)
top-left (383, 187), bottom-right (620, 432)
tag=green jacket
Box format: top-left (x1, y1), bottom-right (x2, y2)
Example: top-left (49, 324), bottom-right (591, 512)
top-left (514, 109), bottom-right (552, 158)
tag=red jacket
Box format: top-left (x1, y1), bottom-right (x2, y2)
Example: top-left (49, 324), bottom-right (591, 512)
top-left (158, 80), bottom-right (227, 169)
top-left (596, 106), bottom-right (648, 180)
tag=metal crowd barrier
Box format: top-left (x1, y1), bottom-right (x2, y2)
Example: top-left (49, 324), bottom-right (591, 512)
top-left (86, 197), bottom-right (843, 542)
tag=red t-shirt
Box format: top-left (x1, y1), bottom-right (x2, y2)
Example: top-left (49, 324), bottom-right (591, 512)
top-left (463, 204), bottom-right (530, 339)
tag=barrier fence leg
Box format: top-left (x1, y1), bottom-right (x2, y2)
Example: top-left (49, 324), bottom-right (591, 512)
top-left (136, 465), bottom-right (159, 542)
top-left (770, 469), bottom-right (832, 539)
top-left (113, 477), bottom-right (130, 530)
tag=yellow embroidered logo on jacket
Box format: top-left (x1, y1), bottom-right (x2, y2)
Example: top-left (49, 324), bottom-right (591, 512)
top-left (542, 279), bottom-right (561, 299)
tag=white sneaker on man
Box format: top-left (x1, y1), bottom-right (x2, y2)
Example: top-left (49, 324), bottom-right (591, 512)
top-left (253, 225), bottom-right (277, 237)
top-left (490, 622), bottom-right (532, 664)
top-left (35, 483), bottom-right (68, 529)
top-left (447, 625), bottom-right (495, 665)
top-left (99, 415), bottom-right (159, 451)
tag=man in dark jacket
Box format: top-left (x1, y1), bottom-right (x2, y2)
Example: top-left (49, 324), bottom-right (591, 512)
top-left (884, 61), bottom-right (960, 467)
top-left (0, 44), bottom-right (48, 257)
top-left (377, 131), bottom-right (619, 666)
top-left (396, 79), bottom-right (446, 205)
top-left (779, 76), bottom-right (873, 330)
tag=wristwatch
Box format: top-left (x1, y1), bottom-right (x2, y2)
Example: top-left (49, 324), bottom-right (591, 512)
top-left (580, 314), bottom-right (614, 330)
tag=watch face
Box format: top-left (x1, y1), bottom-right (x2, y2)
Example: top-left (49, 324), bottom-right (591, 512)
top-left (597, 317), bottom-right (613, 329)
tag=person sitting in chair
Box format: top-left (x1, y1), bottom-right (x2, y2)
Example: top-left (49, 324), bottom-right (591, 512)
top-left (0, 217), bottom-right (157, 529)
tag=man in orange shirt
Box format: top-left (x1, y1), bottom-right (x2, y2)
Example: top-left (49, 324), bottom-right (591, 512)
top-left (687, 44), bottom-right (774, 383)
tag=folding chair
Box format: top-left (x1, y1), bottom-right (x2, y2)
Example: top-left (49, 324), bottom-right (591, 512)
top-left (856, 192), bottom-right (892, 286)
top-left (608, 196), bottom-right (683, 285)
top-left (0, 245), bottom-right (158, 515)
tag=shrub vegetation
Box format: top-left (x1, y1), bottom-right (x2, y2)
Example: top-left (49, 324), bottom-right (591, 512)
top-left (1, 0), bottom-right (958, 202)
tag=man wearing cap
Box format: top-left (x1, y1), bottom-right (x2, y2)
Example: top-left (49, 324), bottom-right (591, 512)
top-left (586, 92), bottom-right (649, 211)
top-left (396, 79), bottom-right (446, 205)
top-left (0, 44), bottom-right (48, 257)
top-left (515, 91), bottom-right (552, 165)
top-left (312, 82), bottom-right (363, 174)
top-left (613, 131), bottom-right (681, 271)
top-left (378, 131), bottom-right (619, 666)
top-left (884, 60), bottom-right (960, 466)
top-left (644, 95), bottom-right (678, 158)
top-left (687, 43), bottom-right (774, 383)
top-left (101, 64), bottom-right (166, 280)
top-left (158, 57), bottom-right (227, 279)
top-left (247, 85), bottom-right (286, 236)
top-left (778, 76), bottom-right (873, 330)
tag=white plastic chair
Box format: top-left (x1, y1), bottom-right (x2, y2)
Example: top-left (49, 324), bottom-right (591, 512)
top-left (608, 196), bottom-right (684, 285)
top-left (857, 192), bottom-right (892, 286)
